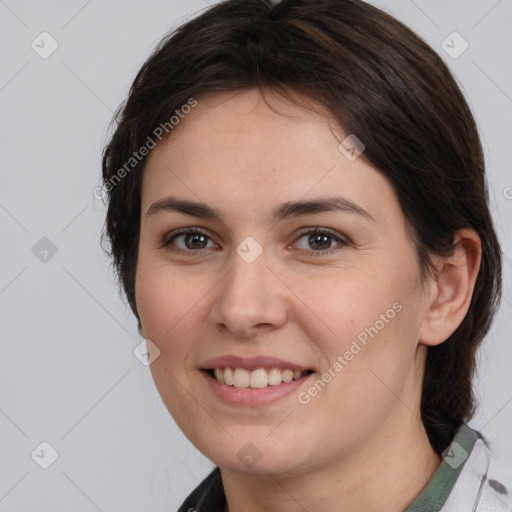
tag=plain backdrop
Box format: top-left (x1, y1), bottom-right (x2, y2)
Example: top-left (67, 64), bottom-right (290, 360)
top-left (1, 0), bottom-right (511, 510)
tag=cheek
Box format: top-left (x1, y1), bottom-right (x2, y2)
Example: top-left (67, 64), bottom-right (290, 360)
top-left (295, 262), bottom-right (424, 412)
top-left (299, 286), bottom-right (422, 446)
top-left (135, 260), bottom-right (210, 359)
top-left (135, 262), bottom-right (213, 425)
top-left (293, 269), bottom-right (410, 352)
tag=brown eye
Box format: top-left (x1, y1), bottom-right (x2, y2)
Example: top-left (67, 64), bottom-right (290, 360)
top-left (308, 233), bottom-right (333, 251)
top-left (292, 228), bottom-right (348, 254)
top-left (181, 232), bottom-right (209, 249)
top-left (163, 228), bottom-right (216, 251)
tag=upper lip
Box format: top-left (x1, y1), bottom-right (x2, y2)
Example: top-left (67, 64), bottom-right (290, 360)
top-left (201, 355), bottom-right (313, 372)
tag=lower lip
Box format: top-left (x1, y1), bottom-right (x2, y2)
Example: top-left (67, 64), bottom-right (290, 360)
top-left (201, 370), bottom-right (313, 407)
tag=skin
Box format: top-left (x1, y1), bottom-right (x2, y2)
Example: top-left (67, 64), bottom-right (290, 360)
top-left (135, 88), bottom-right (481, 512)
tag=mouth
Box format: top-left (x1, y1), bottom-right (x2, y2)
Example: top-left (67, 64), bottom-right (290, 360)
top-left (205, 367), bottom-right (314, 389)
top-left (199, 355), bottom-right (315, 406)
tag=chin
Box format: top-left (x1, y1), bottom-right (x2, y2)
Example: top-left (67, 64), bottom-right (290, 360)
top-left (194, 431), bottom-right (315, 477)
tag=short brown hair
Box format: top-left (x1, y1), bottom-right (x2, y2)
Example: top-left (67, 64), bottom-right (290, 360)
top-left (101, 0), bottom-right (502, 455)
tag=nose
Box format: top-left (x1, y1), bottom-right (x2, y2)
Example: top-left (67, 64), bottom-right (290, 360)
top-left (210, 248), bottom-right (289, 339)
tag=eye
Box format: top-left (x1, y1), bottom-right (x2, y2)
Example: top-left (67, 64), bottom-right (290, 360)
top-left (161, 228), bottom-right (217, 252)
top-left (161, 226), bottom-right (348, 255)
top-left (291, 227), bottom-right (348, 255)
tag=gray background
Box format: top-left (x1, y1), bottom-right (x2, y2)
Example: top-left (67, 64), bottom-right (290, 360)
top-left (1, 0), bottom-right (511, 510)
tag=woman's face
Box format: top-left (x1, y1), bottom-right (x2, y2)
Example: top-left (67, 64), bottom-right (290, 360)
top-left (135, 89), bottom-right (433, 476)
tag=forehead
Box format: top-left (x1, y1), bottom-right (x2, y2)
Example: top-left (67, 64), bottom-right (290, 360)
top-left (140, 89), bottom-right (401, 227)
top-left (147, 89), bottom-right (338, 167)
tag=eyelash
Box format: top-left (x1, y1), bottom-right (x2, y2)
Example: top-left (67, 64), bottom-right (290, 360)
top-left (160, 227), bottom-right (348, 256)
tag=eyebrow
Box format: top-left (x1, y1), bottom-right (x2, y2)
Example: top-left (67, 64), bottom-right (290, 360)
top-left (145, 195), bottom-right (375, 223)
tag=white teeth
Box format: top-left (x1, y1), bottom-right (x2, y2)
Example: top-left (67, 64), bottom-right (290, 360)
top-left (282, 369), bottom-right (294, 383)
top-left (249, 368), bottom-right (268, 388)
top-left (212, 367), bottom-right (308, 388)
top-left (224, 367), bottom-right (234, 386)
top-left (268, 367), bottom-right (282, 386)
top-left (214, 368), bottom-right (225, 384)
top-left (233, 368), bottom-right (250, 388)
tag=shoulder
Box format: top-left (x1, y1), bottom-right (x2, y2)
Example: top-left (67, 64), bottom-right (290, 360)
top-left (481, 444), bottom-right (512, 511)
top-left (441, 424), bottom-right (512, 511)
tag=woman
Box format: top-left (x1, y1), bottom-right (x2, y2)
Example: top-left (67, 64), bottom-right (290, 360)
top-left (101, 0), bottom-right (511, 510)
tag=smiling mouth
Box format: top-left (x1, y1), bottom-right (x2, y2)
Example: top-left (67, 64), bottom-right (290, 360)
top-left (205, 367), bottom-right (314, 389)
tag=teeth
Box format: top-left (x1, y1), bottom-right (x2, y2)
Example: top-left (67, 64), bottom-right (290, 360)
top-left (214, 368), bottom-right (224, 384)
top-left (249, 368), bottom-right (268, 389)
top-left (268, 368), bottom-right (282, 386)
top-left (224, 367), bottom-right (234, 386)
top-left (282, 369), bottom-right (294, 383)
top-left (211, 367), bottom-right (308, 388)
top-left (233, 368), bottom-right (250, 388)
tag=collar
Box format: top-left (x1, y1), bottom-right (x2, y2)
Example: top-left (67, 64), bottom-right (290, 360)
top-left (404, 423), bottom-right (485, 511)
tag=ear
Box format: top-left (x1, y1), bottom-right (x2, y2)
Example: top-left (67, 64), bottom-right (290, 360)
top-left (418, 229), bottom-right (482, 347)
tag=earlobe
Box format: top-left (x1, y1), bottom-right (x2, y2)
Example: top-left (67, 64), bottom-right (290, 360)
top-left (418, 229), bottom-right (482, 347)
